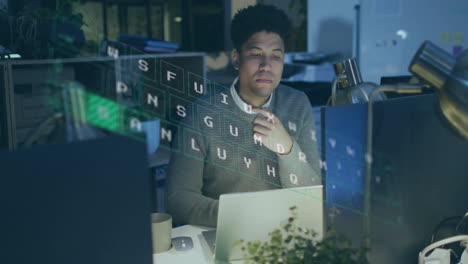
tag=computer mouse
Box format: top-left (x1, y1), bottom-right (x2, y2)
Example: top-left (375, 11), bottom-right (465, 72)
top-left (172, 236), bottom-right (193, 251)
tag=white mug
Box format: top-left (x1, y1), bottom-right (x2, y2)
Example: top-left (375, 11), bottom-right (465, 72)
top-left (151, 213), bottom-right (172, 253)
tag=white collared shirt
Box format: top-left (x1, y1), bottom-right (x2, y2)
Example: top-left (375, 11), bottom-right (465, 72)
top-left (229, 76), bottom-right (273, 114)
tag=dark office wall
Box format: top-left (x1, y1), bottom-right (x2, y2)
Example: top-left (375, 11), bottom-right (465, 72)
top-left (307, 0), bottom-right (358, 55)
top-left (183, 0), bottom-right (226, 52)
top-left (8, 0), bottom-right (41, 13)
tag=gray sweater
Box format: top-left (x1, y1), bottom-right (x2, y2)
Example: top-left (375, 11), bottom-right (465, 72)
top-left (166, 83), bottom-right (321, 227)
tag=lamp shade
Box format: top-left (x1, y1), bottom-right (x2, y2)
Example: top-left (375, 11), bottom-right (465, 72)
top-left (409, 41), bottom-right (468, 139)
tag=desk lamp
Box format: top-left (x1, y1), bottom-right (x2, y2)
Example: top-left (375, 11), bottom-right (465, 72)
top-left (409, 41), bottom-right (468, 139)
top-left (331, 58), bottom-right (386, 106)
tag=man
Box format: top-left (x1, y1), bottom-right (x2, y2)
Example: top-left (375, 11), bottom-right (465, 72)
top-left (166, 4), bottom-right (321, 227)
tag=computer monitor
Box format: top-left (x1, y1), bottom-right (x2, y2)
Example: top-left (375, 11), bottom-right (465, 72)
top-left (322, 94), bottom-right (468, 263)
top-left (0, 135), bottom-right (153, 264)
top-left (2, 53), bottom-right (205, 150)
top-left (369, 94), bottom-right (468, 263)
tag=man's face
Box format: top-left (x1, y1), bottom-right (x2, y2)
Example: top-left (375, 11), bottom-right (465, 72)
top-left (233, 31), bottom-right (284, 103)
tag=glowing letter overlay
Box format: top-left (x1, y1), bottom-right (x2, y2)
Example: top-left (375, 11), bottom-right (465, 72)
top-left (167, 71), bottom-right (176, 81)
top-left (311, 129), bottom-right (317, 142)
top-left (107, 46), bottom-right (119, 59)
top-left (176, 105), bottom-right (186, 117)
top-left (276, 144), bottom-right (285, 154)
top-left (288, 121), bottom-right (297, 132)
top-left (229, 125), bottom-right (238, 137)
top-left (138, 59), bottom-right (149, 72)
top-left (346, 146), bottom-right (355, 157)
top-left (243, 157), bottom-right (252, 168)
top-left (161, 127), bottom-right (172, 142)
top-left (243, 103), bottom-right (253, 114)
top-left (266, 112), bottom-right (274, 123)
top-left (290, 174), bottom-right (298, 185)
top-left (116, 81), bottom-right (128, 93)
top-left (194, 82), bottom-right (203, 94)
top-left (204, 116), bottom-right (213, 128)
top-left (319, 160), bottom-right (327, 171)
top-left (130, 117), bottom-right (142, 132)
top-left (217, 148), bottom-right (227, 160)
top-left (221, 93), bottom-right (229, 105)
top-left (254, 134), bottom-right (263, 146)
top-left (191, 138), bottom-right (200, 151)
top-left (147, 94), bottom-right (158, 108)
top-left (298, 152), bottom-right (307, 163)
top-left (267, 165), bottom-right (276, 177)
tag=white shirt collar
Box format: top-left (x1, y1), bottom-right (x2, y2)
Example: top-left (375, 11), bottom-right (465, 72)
top-left (229, 76), bottom-right (273, 114)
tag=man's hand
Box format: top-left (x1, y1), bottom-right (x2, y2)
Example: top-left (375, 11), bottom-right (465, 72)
top-left (252, 108), bottom-right (293, 155)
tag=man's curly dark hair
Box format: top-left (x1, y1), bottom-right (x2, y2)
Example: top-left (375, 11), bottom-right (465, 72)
top-left (230, 4), bottom-right (292, 52)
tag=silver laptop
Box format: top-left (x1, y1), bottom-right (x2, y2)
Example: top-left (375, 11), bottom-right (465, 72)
top-left (203, 185), bottom-right (324, 263)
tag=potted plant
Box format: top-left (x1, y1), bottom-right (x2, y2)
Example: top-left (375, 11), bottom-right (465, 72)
top-left (236, 206), bottom-right (369, 264)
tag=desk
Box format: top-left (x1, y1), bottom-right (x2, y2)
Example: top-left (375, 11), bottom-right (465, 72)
top-left (154, 225), bottom-right (244, 264)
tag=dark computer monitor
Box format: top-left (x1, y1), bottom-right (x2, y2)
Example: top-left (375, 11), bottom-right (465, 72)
top-left (0, 135), bottom-right (153, 264)
top-left (369, 94), bottom-right (468, 263)
top-left (323, 94), bottom-right (468, 263)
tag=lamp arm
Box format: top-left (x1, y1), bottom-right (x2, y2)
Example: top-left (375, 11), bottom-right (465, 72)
top-left (331, 78), bottom-right (338, 106)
